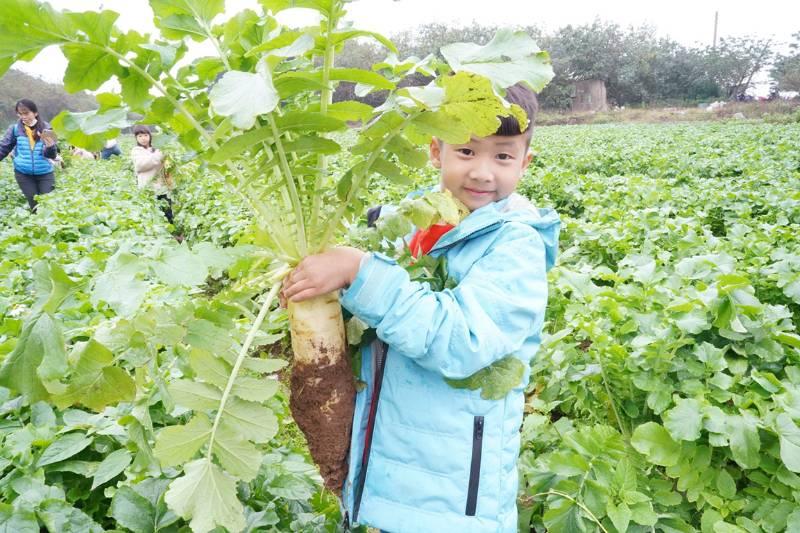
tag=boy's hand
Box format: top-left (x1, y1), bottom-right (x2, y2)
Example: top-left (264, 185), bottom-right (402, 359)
top-left (282, 247), bottom-right (366, 303)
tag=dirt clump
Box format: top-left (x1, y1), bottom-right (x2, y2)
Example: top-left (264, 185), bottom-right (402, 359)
top-left (289, 355), bottom-right (356, 492)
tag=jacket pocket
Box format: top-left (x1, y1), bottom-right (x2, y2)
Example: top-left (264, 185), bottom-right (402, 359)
top-left (465, 415), bottom-right (484, 516)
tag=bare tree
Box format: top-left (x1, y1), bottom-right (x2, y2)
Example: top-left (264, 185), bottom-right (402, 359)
top-left (705, 36), bottom-right (774, 99)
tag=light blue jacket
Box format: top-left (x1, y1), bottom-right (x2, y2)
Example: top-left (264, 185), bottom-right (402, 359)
top-left (341, 194), bottom-right (560, 533)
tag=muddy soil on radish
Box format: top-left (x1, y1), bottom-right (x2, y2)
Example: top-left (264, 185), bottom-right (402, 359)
top-left (290, 355), bottom-right (355, 492)
top-left (288, 293), bottom-right (356, 493)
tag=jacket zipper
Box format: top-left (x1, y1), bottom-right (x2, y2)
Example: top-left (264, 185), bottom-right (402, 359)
top-left (465, 415), bottom-right (484, 516)
top-left (352, 340), bottom-right (388, 523)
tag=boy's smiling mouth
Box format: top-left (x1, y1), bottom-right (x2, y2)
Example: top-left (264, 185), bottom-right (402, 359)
top-left (464, 187), bottom-right (495, 196)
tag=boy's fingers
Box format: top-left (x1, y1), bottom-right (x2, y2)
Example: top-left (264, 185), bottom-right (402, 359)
top-left (289, 287), bottom-right (320, 303)
top-left (283, 278), bottom-right (313, 300)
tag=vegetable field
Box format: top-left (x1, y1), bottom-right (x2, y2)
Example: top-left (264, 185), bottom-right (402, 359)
top-left (2, 121), bottom-right (799, 532)
top-left (520, 122), bottom-right (800, 532)
top-left (1, 1), bottom-right (800, 531)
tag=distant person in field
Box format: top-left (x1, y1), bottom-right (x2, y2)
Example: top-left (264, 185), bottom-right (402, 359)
top-left (282, 84), bottom-right (560, 532)
top-left (101, 138), bottom-right (121, 159)
top-left (70, 145), bottom-right (96, 160)
top-left (131, 125), bottom-right (174, 224)
top-left (0, 99), bottom-right (60, 211)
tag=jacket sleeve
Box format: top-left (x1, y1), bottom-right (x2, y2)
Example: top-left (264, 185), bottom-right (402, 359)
top-left (0, 125), bottom-right (16, 161)
top-left (131, 147), bottom-right (164, 174)
top-left (340, 222), bottom-right (548, 379)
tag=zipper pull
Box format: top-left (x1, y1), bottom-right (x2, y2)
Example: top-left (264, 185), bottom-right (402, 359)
top-left (474, 417), bottom-right (484, 440)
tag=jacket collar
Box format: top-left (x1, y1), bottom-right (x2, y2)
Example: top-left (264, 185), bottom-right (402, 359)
top-left (429, 196), bottom-right (512, 253)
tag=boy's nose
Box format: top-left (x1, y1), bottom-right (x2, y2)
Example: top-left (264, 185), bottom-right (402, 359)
top-left (468, 161), bottom-right (493, 181)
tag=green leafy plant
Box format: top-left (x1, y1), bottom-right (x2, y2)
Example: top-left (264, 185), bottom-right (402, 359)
top-left (1, 0), bottom-right (553, 530)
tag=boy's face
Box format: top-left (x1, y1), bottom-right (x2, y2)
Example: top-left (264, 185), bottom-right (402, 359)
top-left (430, 134), bottom-right (533, 212)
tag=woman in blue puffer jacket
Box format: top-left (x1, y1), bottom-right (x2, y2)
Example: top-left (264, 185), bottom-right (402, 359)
top-left (0, 99), bottom-right (59, 211)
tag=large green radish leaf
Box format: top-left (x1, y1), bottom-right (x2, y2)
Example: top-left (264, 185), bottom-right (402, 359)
top-left (0, 0), bottom-right (72, 70)
top-left (209, 61), bottom-right (279, 129)
top-left (91, 449), bottom-right (133, 490)
top-left (445, 355), bottom-right (526, 400)
top-left (154, 415), bottom-right (213, 467)
top-left (164, 458), bottom-right (246, 533)
top-left (52, 340), bottom-right (136, 411)
top-left (0, 503), bottom-right (38, 533)
top-left (274, 111), bottom-right (346, 133)
top-left (0, 313), bottom-right (66, 403)
top-left (37, 433), bottom-right (93, 467)
top-left (441, 29), bottom-right (555, 92)
top-left (211, 421), bottom-right (262, 481)
top-left (149, 0), bottom-right (225, 41)
top-left (631, 422), bottom-right (681, 467)
top-left (724, 413), bottom-right (761, 469)
top-left (776, 413), bottom-right (800, 473)
top-left (663, 398), bottom-right (704, 442)
top-left (259, 0), bottom-right (336, 16)
top-left (52, 108), bottom-right (132, 152)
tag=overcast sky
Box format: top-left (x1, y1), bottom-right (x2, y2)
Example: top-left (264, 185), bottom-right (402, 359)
top-left (10, 0), bottom-right (799, 85)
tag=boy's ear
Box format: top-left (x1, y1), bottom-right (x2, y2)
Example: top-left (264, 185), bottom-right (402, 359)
top-left (429, 137), bottom-right (442, 169)
top-left (520, 149), bottom-right (533, 174)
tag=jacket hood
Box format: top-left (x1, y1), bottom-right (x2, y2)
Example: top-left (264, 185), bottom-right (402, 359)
top-left (495, 193), bottom-right (560, 270)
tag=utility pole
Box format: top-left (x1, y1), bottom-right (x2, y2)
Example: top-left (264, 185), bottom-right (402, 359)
top-left (712, 11), bottom-right (719, 49)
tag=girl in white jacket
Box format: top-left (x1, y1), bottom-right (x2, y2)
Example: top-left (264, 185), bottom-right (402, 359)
top-left (131, 124), bottom-right (174, 223)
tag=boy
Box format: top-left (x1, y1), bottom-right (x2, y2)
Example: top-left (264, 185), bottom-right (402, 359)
top-left (282, 83), bottom-right (559, 533)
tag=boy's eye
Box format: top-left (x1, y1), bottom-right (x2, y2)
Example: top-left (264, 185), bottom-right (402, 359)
top-left (497, 153), bottom-right (513, 160)
top-left (456, 148), bottom-right (474, 156)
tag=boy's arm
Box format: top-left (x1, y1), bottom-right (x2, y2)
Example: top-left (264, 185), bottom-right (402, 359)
top-left (0, 126), bottom-right (17, 161)
top-left (341, 223), bottom-right (548, 379)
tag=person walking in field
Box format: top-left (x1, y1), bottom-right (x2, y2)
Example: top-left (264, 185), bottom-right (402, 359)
top-left (282, 84), bottom-right (559, 533)
top-left (0, 99), bottom-right (60, 211)
top-left (131, 124), bottom-right (175, 224)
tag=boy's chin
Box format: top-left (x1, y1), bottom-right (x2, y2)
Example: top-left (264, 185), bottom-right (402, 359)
top-left (459, 195), bottom-right (496, 212)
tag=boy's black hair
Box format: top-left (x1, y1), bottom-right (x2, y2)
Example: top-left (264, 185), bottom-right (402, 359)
top-left (495, 83), bottom-right (538, 143)
top-left (15, 99), bottom-right (38, 114)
